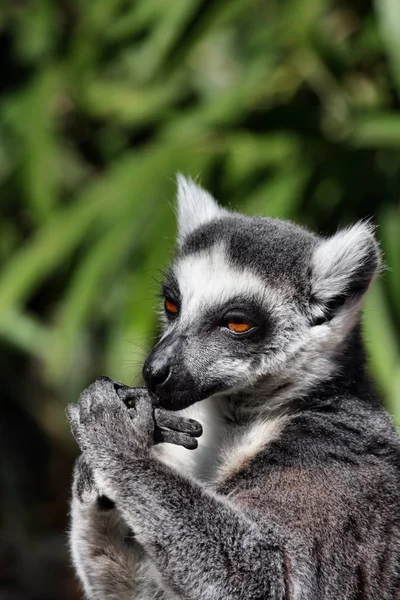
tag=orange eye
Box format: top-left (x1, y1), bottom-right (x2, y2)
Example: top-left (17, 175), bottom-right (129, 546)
top-left (227, 321), bottom-right (252, 333)
top-left (165, 298), bottom-right (179, 315)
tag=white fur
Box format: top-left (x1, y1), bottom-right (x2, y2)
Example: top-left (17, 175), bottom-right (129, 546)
top-left (70, 496), bottom-right (147, 599)
top-left (174, 244), bottom-right (284, 326)
top-left (251, 296), bottom-right (365, 411)
top-left (311, 221), bottom-right (379, 302)
top-left (216, 416), bottom-right (289, 483)
top-left (70, 497), bottom-right (95, 597)
top-left (154, 400), bottom-right (290, 489)
top-left (176, 175), bottom-right (228, 242)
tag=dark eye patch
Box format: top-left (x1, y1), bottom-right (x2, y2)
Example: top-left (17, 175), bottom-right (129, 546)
top-left (162, 270), bottom-right (180, 305)
top-left (202, 296), bottom-right (273, 341)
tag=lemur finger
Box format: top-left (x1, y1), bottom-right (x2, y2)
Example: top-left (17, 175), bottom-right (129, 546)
top-left (133, 393), bottom-right (153, 426)
top-left (154, 427), bottom-right (198, 450)
top-left (154, 408), bottom-right (203, 437)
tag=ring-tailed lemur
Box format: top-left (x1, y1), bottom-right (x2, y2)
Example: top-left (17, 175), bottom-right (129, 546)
top-left (67, 176), bottom-right (400, 600)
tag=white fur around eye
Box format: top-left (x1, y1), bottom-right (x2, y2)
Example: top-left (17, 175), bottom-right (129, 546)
top-left (174, 244), bottom-right (282, 326)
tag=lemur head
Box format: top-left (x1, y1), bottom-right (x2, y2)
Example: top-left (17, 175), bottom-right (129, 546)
top-left (143, 176), bottom-right (381, 411)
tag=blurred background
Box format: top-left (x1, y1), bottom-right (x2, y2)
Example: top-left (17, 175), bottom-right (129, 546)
top-left (0, 0), bottom-right (399, 597)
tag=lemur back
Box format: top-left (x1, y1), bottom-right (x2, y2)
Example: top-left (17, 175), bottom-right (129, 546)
top-left (68, 176), bottom-right (400, 600)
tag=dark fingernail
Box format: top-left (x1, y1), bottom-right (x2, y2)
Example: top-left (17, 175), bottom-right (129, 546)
top-left (182, 438), bottom-right (198, 450)
top-left (153, 428), bottom-right (164, 444)
top-left (190, 422), bottom-right (203, 437)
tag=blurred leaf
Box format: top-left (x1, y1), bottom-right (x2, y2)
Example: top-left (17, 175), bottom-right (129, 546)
top-left (4, 69), bottom-right (63, 220)
top-left (352, 113), bottom-right (400, 147)
top-left (13, 0), bottom-right (58, 63)
top-left (364, 280), bottom-right (400, 425)
top-left (242, 166), bottom-right (309, 220)
top-left (160, 64), bottom-right (278, 141)
top-left (283, 0), bottom-right (326, 42)
top-left (46, 222), bottom-right (138, 385)
top-left (0, 309), bottom-right (51, 358)
top-left (81, 78), bottom-right (181, 125)
top-left (224, 133), bottom-right (299, 186)
top-left (379, 206), bottom-right (400, 306)
top-left (375, 0), bottom-right (400, 95)
top-left (0, 192), bottom-right (108, 322)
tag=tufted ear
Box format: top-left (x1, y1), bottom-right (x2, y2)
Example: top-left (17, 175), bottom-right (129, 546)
top-left (310, 221), bottom-right (381, 321)
top-left (176, 174), bottom-right (227, 244)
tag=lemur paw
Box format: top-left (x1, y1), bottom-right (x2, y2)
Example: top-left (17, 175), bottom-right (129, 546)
top-left (66, 377), bottom-right (203, 468)
top-left (116, 385), bottom-right (203, 450)
top-left (66, 377), bottom-right (154, 469)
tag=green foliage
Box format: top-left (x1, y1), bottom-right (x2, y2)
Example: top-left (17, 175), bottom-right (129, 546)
top-left (1, 0), bottom-right (400, 448)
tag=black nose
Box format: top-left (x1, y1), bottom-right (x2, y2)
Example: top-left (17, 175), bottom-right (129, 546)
top-left (143, 360), bottom-right (171, 394)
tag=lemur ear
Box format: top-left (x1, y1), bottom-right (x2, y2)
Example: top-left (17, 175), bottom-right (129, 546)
top-left (176, 174), bottom-right (227, 243)
top-left (310, 222), bottom-right (381, 321)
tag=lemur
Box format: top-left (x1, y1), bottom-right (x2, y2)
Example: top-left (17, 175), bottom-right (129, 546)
top-left (67, 175), bottom-right (400, 600)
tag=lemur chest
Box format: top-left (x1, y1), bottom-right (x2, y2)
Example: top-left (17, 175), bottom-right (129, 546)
top-left (152, 398), bottom-right (288, 484)
top-left (152, 398), bottom-right (224, 481)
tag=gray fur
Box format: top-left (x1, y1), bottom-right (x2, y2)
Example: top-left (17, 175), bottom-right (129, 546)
top-left (67, 177), bottom-right (400, 599)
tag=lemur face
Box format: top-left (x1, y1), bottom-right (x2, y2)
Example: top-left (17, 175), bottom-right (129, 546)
top-left (143, 177), bottom-right (380, 411)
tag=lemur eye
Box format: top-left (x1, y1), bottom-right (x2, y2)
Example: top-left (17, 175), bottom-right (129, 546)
top-left (165, 298), bottom-right (179, 317)
top-left (220, 311), bottom-right (256, 335)
top-left (227, 321), bottom-right (252, 333)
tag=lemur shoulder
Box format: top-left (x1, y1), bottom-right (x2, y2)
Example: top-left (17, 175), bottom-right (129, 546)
top-left (67, 175), bottom-right (400, 600)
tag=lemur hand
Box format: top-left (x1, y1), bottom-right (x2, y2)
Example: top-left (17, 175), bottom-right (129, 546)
top-left (66, 377), bottom-right (155, 469)
top-left (116, 384), bottom-right (202, 450)
top-left (66, 378), bottom-right (203, 464)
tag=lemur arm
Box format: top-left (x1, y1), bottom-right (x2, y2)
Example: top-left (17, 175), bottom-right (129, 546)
top-left (100, 457), bottom-right (286, 600)
top-left (69, 394), bottom-right (203, 600)
top-left (67, 379), bottom-right (288, 600)
top-left (70, 456), bottom-right (149, 600)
